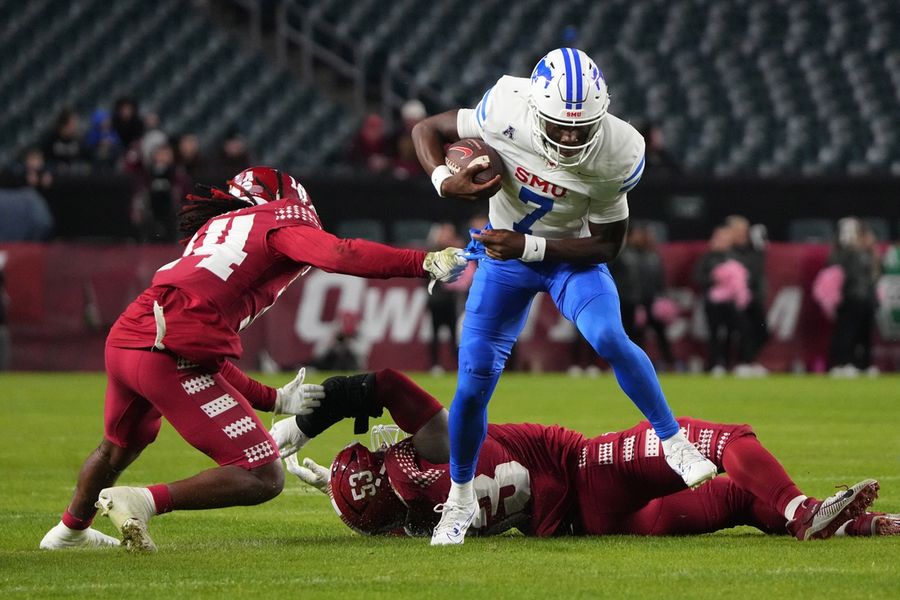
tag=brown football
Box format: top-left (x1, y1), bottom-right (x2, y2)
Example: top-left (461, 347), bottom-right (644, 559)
top-left (444, 138), bottom-right (503, 183)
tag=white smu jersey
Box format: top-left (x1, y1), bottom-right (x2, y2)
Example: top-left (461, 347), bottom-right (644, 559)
top-left (457, 75), bottom-right (645, 240)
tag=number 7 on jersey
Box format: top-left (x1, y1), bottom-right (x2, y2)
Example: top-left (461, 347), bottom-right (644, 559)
top-left (513, 187), bottom-right (554, 234)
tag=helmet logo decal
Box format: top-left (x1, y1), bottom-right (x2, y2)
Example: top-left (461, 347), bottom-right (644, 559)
top-left (592, 65), bottom-right (604, 90)
top-left (531, 57), bottom-right (553, 89)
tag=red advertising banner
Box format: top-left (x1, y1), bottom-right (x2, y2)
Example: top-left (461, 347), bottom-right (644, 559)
top-left (1, 242), bottom-right (898, 372)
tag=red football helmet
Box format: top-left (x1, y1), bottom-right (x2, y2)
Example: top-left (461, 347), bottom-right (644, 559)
top-left (329, 442), bottom-right (407, 535)
top-left (227, 166), bottom-right (310, 205)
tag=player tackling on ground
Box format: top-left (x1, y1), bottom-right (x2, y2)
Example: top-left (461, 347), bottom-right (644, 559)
top-left (412, 48), bottom-right (717, 544)
top-left (270, 370), bottom-right (894, 540)
top-left (39, 167), bottom-right (467, 552)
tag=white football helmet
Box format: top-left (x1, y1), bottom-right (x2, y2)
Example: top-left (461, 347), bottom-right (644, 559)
top-left (528, 48), bottom-right (610, 167)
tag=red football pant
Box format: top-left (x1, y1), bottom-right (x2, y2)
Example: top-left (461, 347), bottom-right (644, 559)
top-left (103, 345), bottom-right (278, 469)
top-left (575, 418), bottom-right (797, 535)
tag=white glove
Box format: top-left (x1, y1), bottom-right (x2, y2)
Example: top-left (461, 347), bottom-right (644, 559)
top-left (270, 417), bottom-right (309, 458)
top-left (285, 454), bottom-right (330, 494)
top-left (274, 368), bottom-right (325, 415)
top-left (423, 247), bottom-right (467, 293)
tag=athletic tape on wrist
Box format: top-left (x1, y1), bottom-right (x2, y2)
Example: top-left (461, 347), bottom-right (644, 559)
top-left (431, 165), bottom-right (452, 197)
top-left (521, 234), bottom-right (547, 262)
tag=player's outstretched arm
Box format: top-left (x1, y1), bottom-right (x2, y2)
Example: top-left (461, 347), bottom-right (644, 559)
top-left (269, 226), bottom-right (466, 286)
top-left (218, 360), bottom-right (278, 411)
top-left (474, 218), bottom-right (629, 264)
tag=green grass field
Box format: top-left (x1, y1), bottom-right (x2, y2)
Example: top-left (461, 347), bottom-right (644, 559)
top-left (1, 372), bottom-right (899, 599)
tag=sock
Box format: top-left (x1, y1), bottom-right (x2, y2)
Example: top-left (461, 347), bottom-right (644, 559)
top-left (61, 509), bottom-right (93, 531)
top-left (783, 495), bottom-right (808, 521)
top-left (721, 435), bottom-right (805, 519)
top-left (448, 480), bottom-right (475, 505)
top-left (147, 484), bottom-right (173, 514)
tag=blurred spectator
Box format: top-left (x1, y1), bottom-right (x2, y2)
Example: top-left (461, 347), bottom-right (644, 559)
top-left (135, 142), bottom-right (189, 243)
top-left (0, 252), bottom-right (8, 370)
top-left (825, 217), bottom-right (880, 377)
top-left (173, 133), bottom-right (205, 182)
top-left (610, 223), bottom-right (675, 369)
top-left (425, 222), bottom-right (466, 373)
top-left (310, 333), bottom-right (361, 370)
top-left (727, 215), bottom-right (770, 377)
top-left (640, 124), bottom-right (681, 177)
top-left (83, 109), bottom-right (122, 169)
top-left (112, 97), bottom-right (144, 148)
top-left (4, 148), bottom-right (53, 191)
top-left (139, 111), bottom-right (168, 169)
top-left (347, 113), bottom-right (392, 173)
top-left (309, 311), bottom-right (362, 371)
top-left (694, 225), bottom-right (749, 374)
top-left (208, 129), bottom-right (251, 180)
top-left (393, 100), bottom-right (427, 178)
top-left (0, 187), bottom-right (54, 241)
top-left (42, 108), bottom-right (87, 172)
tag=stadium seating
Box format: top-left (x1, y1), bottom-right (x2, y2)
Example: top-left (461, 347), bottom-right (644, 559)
top-left (3, 0), bottom-right (900, 178)
top-left (284, 0), bottom-right (900, 177)
top-left (0, 0), bottom-right (354, 172)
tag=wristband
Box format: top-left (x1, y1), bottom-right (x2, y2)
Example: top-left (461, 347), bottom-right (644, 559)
top-left (520, 234), bottom-right (547, 262)
top-left (430, 165), bottom-right (453, 197)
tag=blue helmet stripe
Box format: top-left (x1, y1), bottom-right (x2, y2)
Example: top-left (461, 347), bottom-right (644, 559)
top-left (570, 48), bottom-right (583, 109)
top-left (560, 48), bottom-right (574, 109)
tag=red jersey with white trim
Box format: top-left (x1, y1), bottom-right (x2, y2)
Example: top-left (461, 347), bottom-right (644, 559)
top-left (107, 198), bottom-right (426, 369)
top-left (382, 418), bottom-right (752, 537)
top-left (384, 423), bottom-right (585, 536)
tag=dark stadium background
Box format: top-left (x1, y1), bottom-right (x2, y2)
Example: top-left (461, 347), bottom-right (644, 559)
top-left (1, 0), bottom-right (898, 372)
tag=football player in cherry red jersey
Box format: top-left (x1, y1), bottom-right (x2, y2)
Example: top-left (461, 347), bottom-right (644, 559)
top-left (270, 370), bottom-right (893, 540)
top-left (39, 167), bottom-right (468, 552)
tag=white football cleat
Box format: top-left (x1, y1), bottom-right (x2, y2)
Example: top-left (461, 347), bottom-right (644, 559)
top-left (662, 433), bottom-right (718, 489)
top-left (430, 501), bottom-right (477, 546)
top-left (787, 479), bottom-right (879, 540)
top-left (95, 487), bottom-right (157, 552)
top-left (39, 521), bottom-right (120, 549)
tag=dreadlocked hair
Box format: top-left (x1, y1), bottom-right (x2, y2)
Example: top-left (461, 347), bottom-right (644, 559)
top-left (177, 185), bottom-right (254, 242)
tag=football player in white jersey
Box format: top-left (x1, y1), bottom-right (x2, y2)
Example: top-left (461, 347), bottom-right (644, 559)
top-left (412, 48), bottom-right (717, 545)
